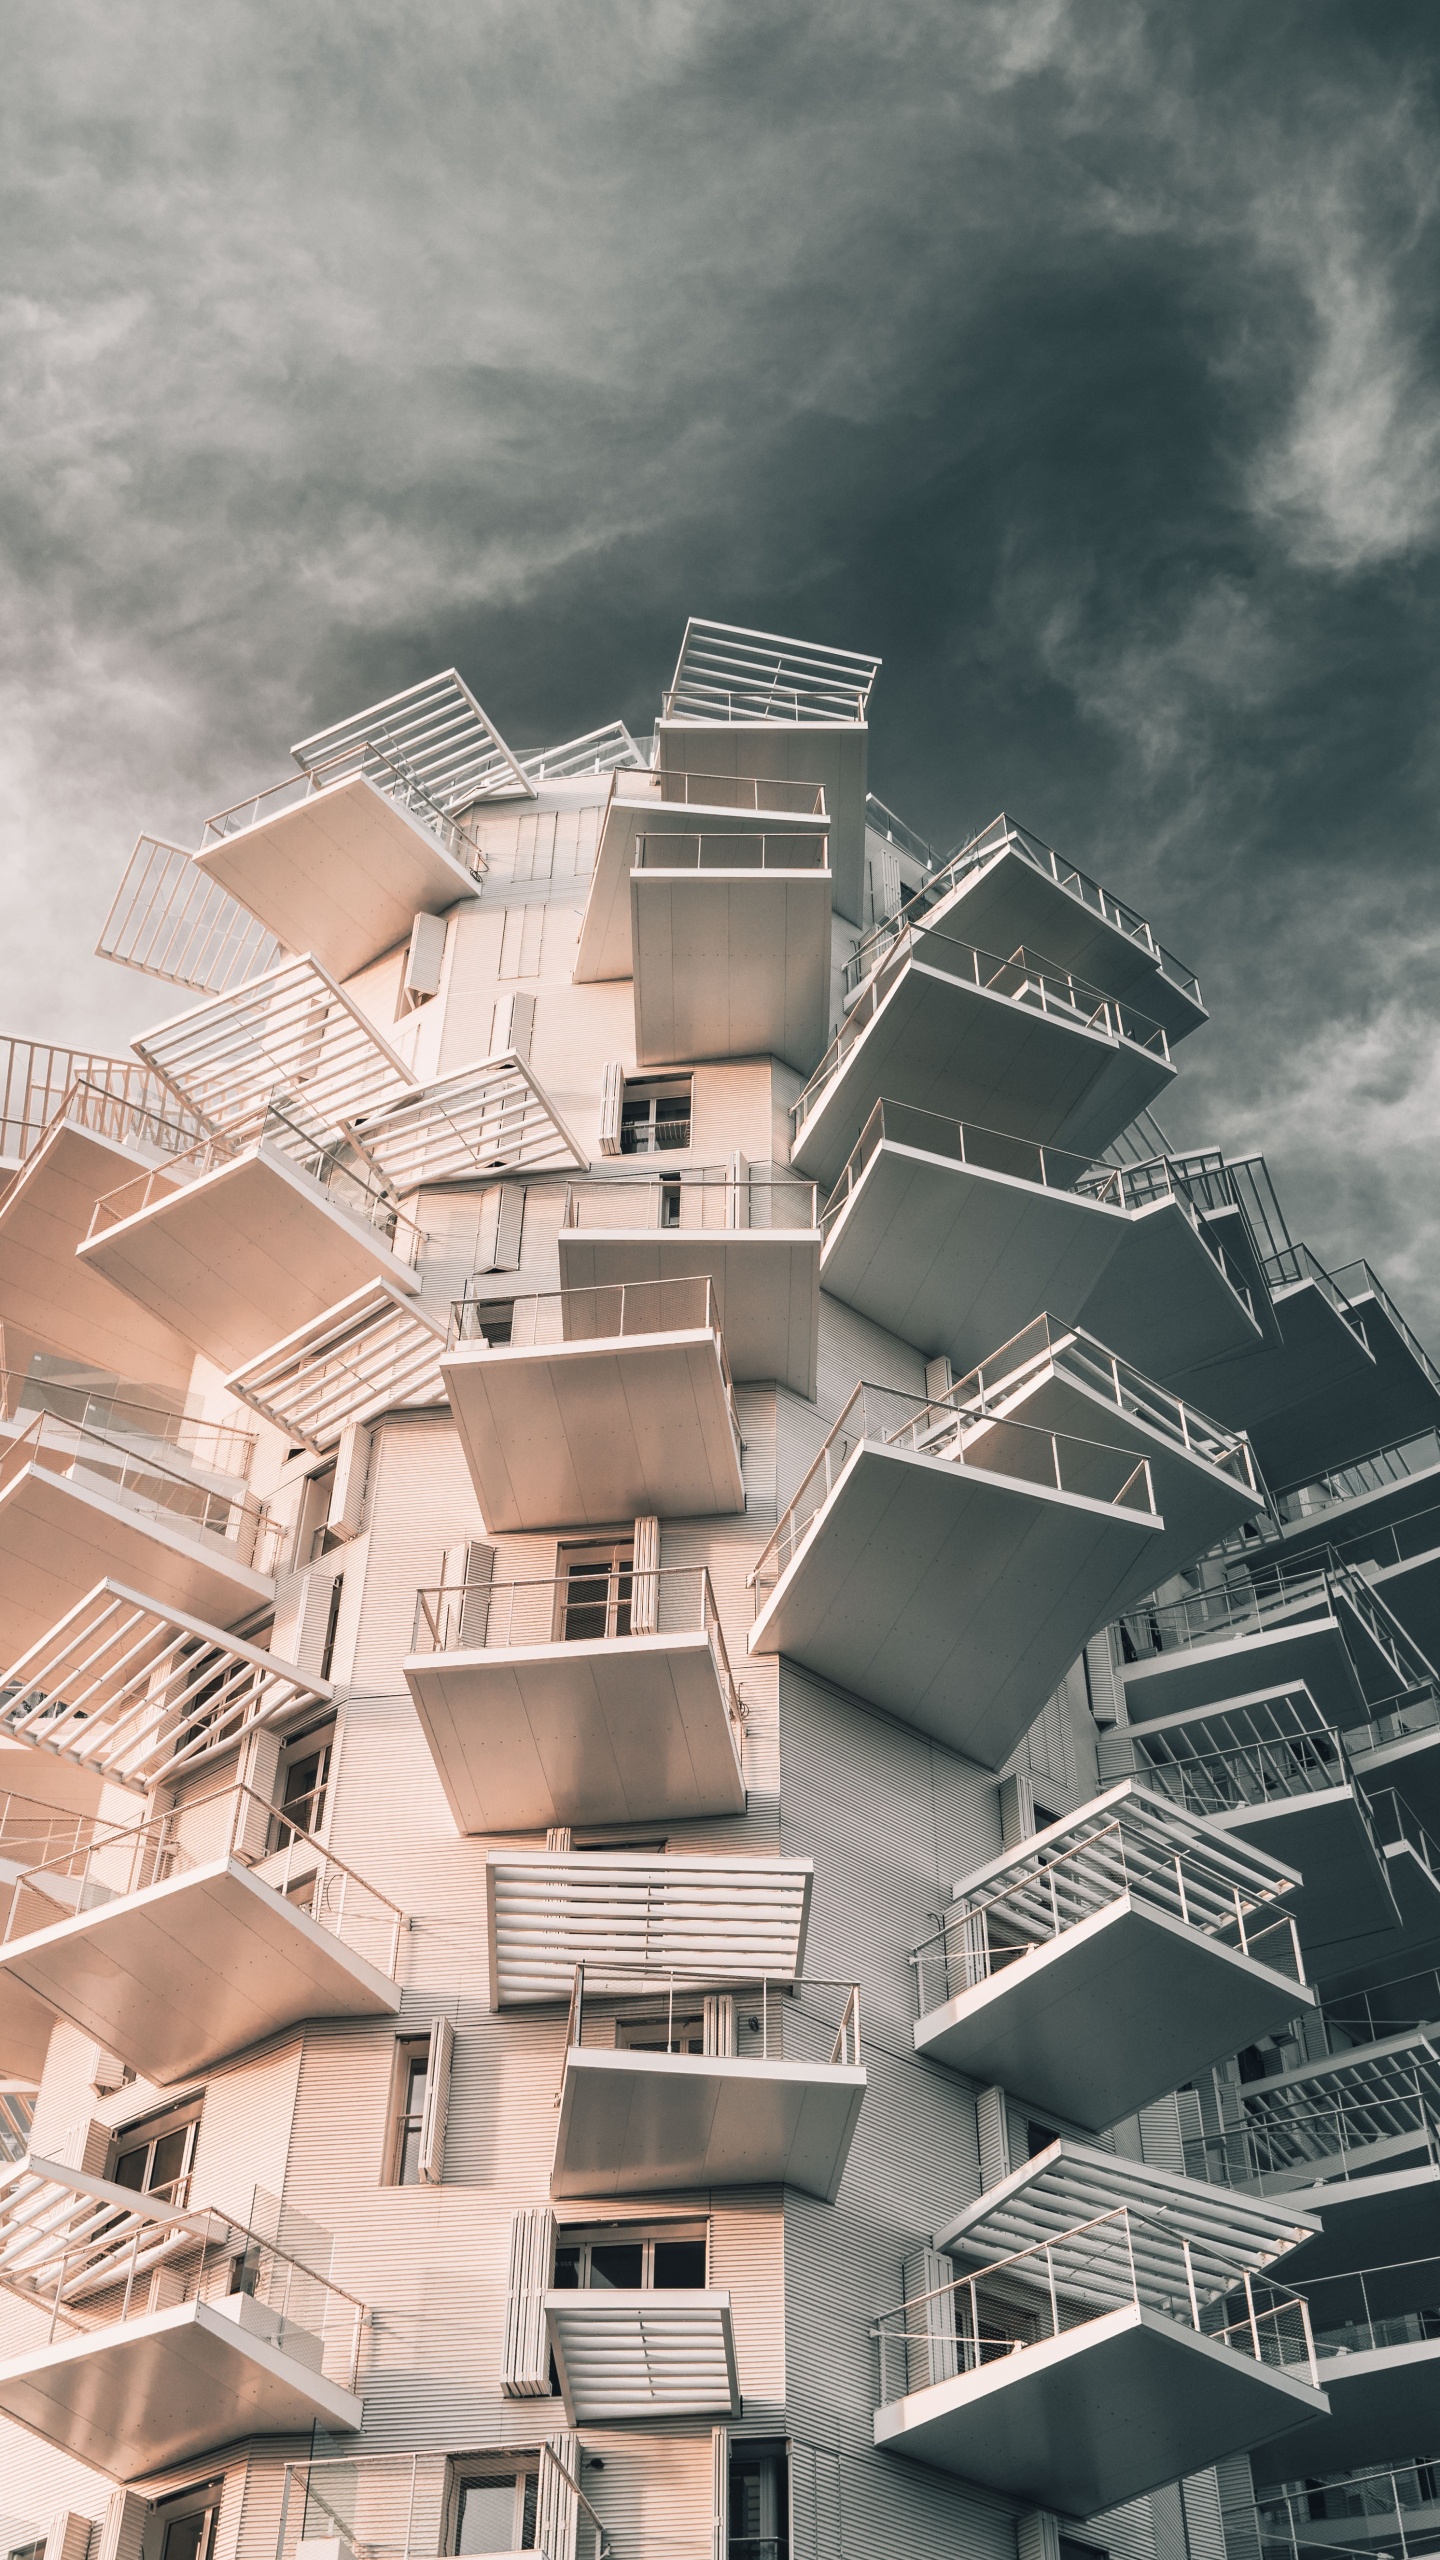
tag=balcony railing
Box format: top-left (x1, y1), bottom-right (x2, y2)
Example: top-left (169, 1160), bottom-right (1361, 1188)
top-left (621, 767), bottom-right (826, 816)
top-left (796, 923), bottom-right (1170, 1143)
top-left (820, 1100), bottom-right (1118, 1244)
top-left (564, 1168), bottom-right (819, 1233)
top-left (0, 1366), bottom-right (255, 1482)
top-left (911, 1786), bottom-right (1304, 2019)
top-left (411, 1562), bottom-right (743, 1715)
top-left (632, 828), bottom-right (829, 872)
top-left (945, 1311), bottom-right (1261, 1492)
top-left (872, 2202), bottom-right (1316, 2409)
top-left (1263, 1242), bottom-right (1370, 1335)
top-left (563, 1963), bottom-right (860, 2070)
top-left (843, 813), bottom-right (1203, 1010)
top-left (1106, 1691), bottom-right (1365, 1822)
top-left (202, 736), bottom-right (487, 875)
top-left (1113, 1552), bottom-right (1433, 1698)
top-left (1275, 1430), bottom-right (1440, 1529)
top-left (1333, 1260), bottom-right (1440, 1400)
top-left (0, 1781), bottom-right (406, 1980)
top-left (663, 618), bottom-right (880, 726)
top-left (1245, 2460), bottom-right (1440, 2560)
top-left (448, 1274), bottom-right (737, 1417)
top-left (1079, 1151), bottom-right (1262, 1320)
top-left (0, 2156), bottom-right (367, 2396)
top-left (750, 1380), bottom-right (1156, 1590)
top-left (0, 1046), bottom-right (193, 1169)
top-left (0, 1408), bottom-right (281, 1574)
top-left (85, 1100), bottom-right (425, 1267)
top-left (865, 794), bottom-right (933, 864)
top-left (274, 2444), bottom-right (611, 2560)
top-left (1187, 2096), bottom-right (1440, 2194)
top-left (0, 1790), bottom-right (98, 1873)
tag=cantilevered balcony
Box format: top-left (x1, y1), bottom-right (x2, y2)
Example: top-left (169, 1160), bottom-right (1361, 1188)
top-left (910, 1781), bottom-right (1313, 2127)
top-left (193, 740), bottom-right (486, 981)
top-left (749, 1376), bottom-right (1163, 1769)
top-left (873, 2140), bottom-right (1327, 2513)
top-left (844, 813), bottom-right (1207, 1046)
top-left (1250, 2249), bottom-right (1440, 2484)
top-left (1247, 2463), bottom-right (1440, 2560)
top-left (551, 1966), bottom-right (864, 2202)
top-left (1100, 1688), bottom-right (1406, 1966)
top-left (1191, 2030), bottom-right (1440, 2206)
top-left (0, 1411), bottom-right (277, 1661)
top-left (628, 827), bottom-right (833, 1074)
top-left (790, 922), bottom-right (1174, 1189)
top-left (225, 1277), bottom-right (447, 1454)
top-left (484, 1849), bottom-right (812, 2007)
top-left (817, 1105), bottom-right (1261, 1385)
top-left (0, 1793), bottom-right (99, 2078)
top-left (403, 1564), bottom-right (747, 1834)
top-left (0, 1780), bottom-right (404, 2085)
top-left (1251, 1433), bottom-right (1440, 1670)
top-left (443, 1278), bottom-right (745, 1531)
top-left (0, 2158), bottom-right (364, 2480)
top-left (558, 1168), bottom-right (820, 1398)
top-left (575, 763), bottom-right (831, 983)
top-left (1117, 1556), bottom-right (1438, 1730)
top-left (76, 1114), bottom-right (424, 1375)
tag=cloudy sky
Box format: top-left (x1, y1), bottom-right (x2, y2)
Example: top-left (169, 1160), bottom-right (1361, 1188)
top-left (5, 1), bottom-right (1439, 1326)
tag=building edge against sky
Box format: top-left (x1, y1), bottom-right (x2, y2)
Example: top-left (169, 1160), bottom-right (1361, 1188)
top-left (0, 620), bottom-right (1434, 2557)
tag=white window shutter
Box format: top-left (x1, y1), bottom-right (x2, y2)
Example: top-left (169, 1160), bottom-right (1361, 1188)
top-left (711, 2426), bottom-right (729, 2560)
top-left (998, 1770), bottom-right (1036, 1847)
top-left (599, 1061), bottom-right (624, 1155)
top-left (326, 1420), bottom-right (371, 1540)
top-left (44, 2517), bottom-right (95, 2560)
top-left (418, 2015), bottom-right (454, 2185)
top-left (503, 2203), bottom-right (556, 2395)
top-left (489, 990), bottom-right (535, 1062)
top-left (631, 1514), bottom-right (660, 1633)
top-left (902, 2246), bottom-right (958, 2391)
top-left (95, 2493), bottom-right (149, 2560)
top-left (976, 2082), bottom-right (1012, 2190)
top-left (474, 1181), bottom-right (525, 1271)
top-left (538, 2430), bottom-right (581, 2560)
top-left (402, 911), bottom-right (448, 1008)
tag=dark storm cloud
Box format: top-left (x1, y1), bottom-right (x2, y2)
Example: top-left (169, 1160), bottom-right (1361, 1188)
top-left (4, 0), bottom-right (1440, 1319)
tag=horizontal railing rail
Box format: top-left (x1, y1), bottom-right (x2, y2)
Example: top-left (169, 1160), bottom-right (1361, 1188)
top-left (798, 920), bottom-right (1170, 1140)
top-left (0, 1408), bottom-right (281, 1573)
top-left (84, 1097), bottom-right (425, 1267)
top-left (1245, 2460), bottom-right (1440, 2560)
top-left (1114, 1551), bottom-right (1433, 1694)
top-left (0, 1780), bottom-right (406, 1980)
top-left (1274, 1430), bottom-right (1440, 1528)
top-left (632, 827), bottom-right (829, 872)
top-left (0, 1790), bottom-right (99, 1872)
top-left (562, 1962), bottom-right (861, 2070)
top-left (621, 765), bottom-right (826, 815)
top-left (562, 1168), bottom-right (820, 1234)
top-left (274, 2442), bottom-right (612, 2560)
top-left (947, 1310), bottom-right (1260, 1490)
top-left (865, 794), bottom-right (932, 863)
top-left (0, 1367), bottom-right (254, 1482)
top-left (820, 1100), bottom-right (1120, 1241)
top-left (410, 1563), bottom-right (744, 1724)
top-left (0, 1056), bottom-right (202, 1169)
top-left (448, 1277), bottom-right (739, 1428)
top-left (1332, 1261), bottom-right (1440, 1399)
top-left (202, 736), bottom-right (486, 875)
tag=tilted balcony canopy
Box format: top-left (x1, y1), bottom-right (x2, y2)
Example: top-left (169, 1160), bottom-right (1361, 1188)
top-left (663, 618), bottom-right (880, 727)
top-left (1116, 1554), bottom-right (1438, 1729)
top-left (225, 1277), bottom-right (447, 1455)
top-left (546, 2286), bottom-right (740, 2424)
top-left (0, 2156), bottom-right (364, 2480)
top-left (517, 718), bottom-right (648, 780)
top-left (484, 1849), bottom-right (812, 2007)
top-left (292, 665), bottom-right (533, 810)
top-left (133, 952), bottom-right (412, 1145)
top-left (97, 832), bottom-right (286, 996)
top-left (1206, 2027), bottom-right (1440, 2202)
top-left (911, 1778), bottom-right (1314, 2127)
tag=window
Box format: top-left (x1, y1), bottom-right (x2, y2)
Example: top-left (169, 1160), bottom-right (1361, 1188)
top-left (620, 1075), bottom-right (692, 1155)
top-left (140, 2489), bottom-right (222, 2560)
top-left (462, 1297), bottom-right (515, 1346)
top-left (111, 2101), bottom-right (201, 2207)
top-left (730, 2441), bottom-right (789, 2559)
top-left (271, 1723), bottom-right (335, 1849)
top-left (161, 2514), bottom-right (217, 2560)
top-left (388, 2036), bottom-right (431, 2185)
top-left (450, 2462), bottom-right (539, 2553)
top-left (616, 2011), bottom-right (705, 2054)
top-left (552, 2221), bottom-right (708, 2290)
top-left (556, 1543), bottom-right (633, 1642)
top-left (660, 1177), bottom-right (682, 1228)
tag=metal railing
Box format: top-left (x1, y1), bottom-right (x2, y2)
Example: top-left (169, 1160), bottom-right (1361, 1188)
top-left (620, 766), bottom-right (826, 816)
top-left (1307, 2250), bottom-right (1440, 2358)
top-left (203, 737), bottom-right (486, 875)
top-left (84, 1098), bottom-right (425, 1267)
top-left (1263, 1243), bottom-right (1368, 1335)
top-left (1108, 1706), bottom-right (1364, 1824)
top-left (663, 616), bottom-right (879, 726)
top-left (945, 1311), bottom-right (1261, 1489)
top-left (1333, 1261), bottom-right (1440, 1399)
top-left (749, 1378), bottom-right (1156, 1591)
top-left (0, 1047), bottom-right (193, 1169)
top-left (632, 827), bottom-right (829, 872)
top-left (911, 1796), bottom-right (1304, 2020)
top-left (843, 813), bottom-right (1203, 1009)
top-left (1113, 1552), bottom-right (1432, 1697)
top-left (872, 2202), bottom-right (1315, 2409)
top-left (274, 2444), bottom-right (611, 2560)
top-left (0, 1408), bottom-right (282, 1573)
top-left (865, 794), bottom-right (932, 863)
top-left (0, 1790), bottom-right (98, 1873)
top-left (563, 1963), bottom-right (860, 2069)
top-left (0, 1366), bottom-right (254, 1482)
top-left (1274, 1430), bottom-right (1440, 1528)
top-left (1186, 2097), bottom-right (1440, 2194)
top-left (1244, 2457), bottom-right (1440, 2560)
top-left (410, 1564), bottom-right (744, 1725)
top-left (820, 1100), bottom-right (1116, 1242)
top-left (797, 920), bottom-right (1170, 1141)
top-left (448, 1276), bottom-right (739, 1421)
top-left (563, 1168), bottom-right (820, 1234)
top-left (0, 1780), bottom-right (406, 1980)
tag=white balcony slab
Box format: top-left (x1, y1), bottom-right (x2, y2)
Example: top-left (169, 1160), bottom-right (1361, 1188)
top-left (443, 1333), bottom-right (744, 1532)
top-left (0, 1973), bottom-right (59, 2079)
top-left (631, 863), bottom-right (832, 1075)
top-left (749, 1441), bottom-right (1162, 1770)
top-left (1249, 2336), bottom-right (1440, 2486)
top-left (933, 843), bottom-right (1205, 1043)
top-left (913, 1897), bottom-right (1313, 2131)
top-left (873, 2305), bottom-right (1327, 2515)
top-left (1337, 1278), bottom-right (1440, 1454)
top-left (403, 1629), bottom-right (746, 1835)
top-left (1121, 1616), bottom-right (1374, 1731)
top-left (576, 778), bottom-right (831, 983)
top-left (545, 2287), bottom-right (740, 2421)
top-left (195, 772), bottom-right (479, 980)
top-left (659, 717), bottom-right (867, 922)
top-left (792, 952), bottom-right (1175, 1189)
top-left (1352, 1723), bottom-right (1440, 1833)
top-left (1189, 1280), bottom-right (1380, 1489)
top-left (1205, 1790), bottom-right (1402, 1966)
top-left (0, 2292), bottom-right (362, 2483)
top-left (1077, 1194), bottom-right (1264, 1384)
top-left (0, 1119), bottom-right (194, 1390)
top-left (558, 1226), bottom-right (819, 1401)
top-left (551, 2045), bottom-right (866, 2202)
top-left (77, 1143), bottom-right (419, 1374)
top-left (0, 1855), bottom-right (400, 2085)
top-left (0, 1460), bottom-right (273, 1662)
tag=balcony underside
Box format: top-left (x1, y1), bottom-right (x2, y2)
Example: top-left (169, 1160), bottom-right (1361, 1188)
top-left (937, 848), bottom-right (1206, 1044)
top-left (195, 773), bottom-right (479, 980)
top-left (1076, 1197), bottom-right (1265, 1385)
top-left (403, 1630), bottom-right (746, 1835)
top-left (558, 1228), bottom-right (819, 1400)
top-left (818, 1140), bottom-right (1127, 1376)
top-left (577, 794), bottom-right (828, 982)
top-left (749, 1441), bottom-right (1161, 1770)
top-left (1121, 1617), bottom-right (1375, 1730)
top-left (1366, 1543), bottom-right (1440, 1675)
top-left (551, 2046), bottom-right (866, 2201)
top-left (0, 1970), bottom-right (60, 2079)
top-left (792, 960), bottom-right (1175, 1189)
top-left (1352, 1723), bottom-right (1440, 1832)
top-left (1280, 2168), bottom-right (1440, 2287)
top-left (1347, 1291), bottom-right (1440, 1451)
top-left (1249, 2337), bottom-right (1440, 2486)
top-left (1214, 1790), bottom-right (1402, 1966)
top-left (76, 1143), bottom-right (420, 1374)
top-left (872, 2303), bottom-right (1328, 2517)
top-left (546, 2286), bottom-right (740, 2421)
top-left (0, 2293), bottom-right (362, 2484)
top-left (631, 869), bottom-right (832, 1076)
top-left (912, 1897), bottom-right (1313, 2131)
top-left (659, 718), bottom-right (867, 925)
top-left (1184, 1284), bottom-right (1383, 1489)
top-left (443, 1334), bottom-right (745, 1531)
top-left (0, 1461), bottom-right (273, 1662)
top-left (0, 1120), bottom-right (194, 1391)
top-left (0, 1855), bottom-right (399, 2086)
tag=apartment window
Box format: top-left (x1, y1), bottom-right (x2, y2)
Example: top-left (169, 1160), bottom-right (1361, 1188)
top-left (620, 1074), bottom-right (692, 1154)
top-left (140, 2488), bottom-right (222, 2560)
top-left (616, 2009), bottom-right (705, 2054)
top-left (161, 2513), bottom-right (217, 2560)
top-left (660, 1176), bottom-right (682, 1228)
top-left (463, 1296), bottom-right (515, 1346)
top-left (450, 2461), bottom-right (539, 2553)
top-left (730, 2441), bottom-right (789, 2559)
top-left (271, 1722), bottom-right (335, 1848)
top-left (111, 2100), bottom-right (202, 2208)
top-left (556, 1542), bottom-right (633, 1642)
top-left (388, 2035), bottom-right (431, 2185)
top-left (552, 2220), bottom-right (707, 2290)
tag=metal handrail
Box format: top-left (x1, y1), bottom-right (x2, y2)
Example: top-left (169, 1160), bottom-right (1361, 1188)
top-left (865, 794), bottom-right (932, 862)
top-left (84, 1097), bottom-right (425, 1267)
top-left (273, 2444), bottom-right (613, 2560)
top-left (0, 1367), bottom-right (254, 1482)
top-left (202, 737), bottom-right (486, 876)
top-left (0, 1408), bottom-right (280, 1573)
top-left (562, 1963), bottom-right (861, 2069)
top-left (632, 828), bottom-right (829, 872)
top-left (561, 1169), bottom-right (820, 1233)
top-left (1186, 2098), bottom-right (1440, 2194)
top-left (820, 1100), bottom-right (1118, 1242)
top-left (447, 1277), bottom-right (741, 1435)
top-left (618, 767), bottom-right (826, 816)
top-left (1332, 1260), bottom-right (1440, 1399)
top-left (944, 1309), bottom-right (1260, 1489)
top-left (409, 1565), bottom-right (744, 1730)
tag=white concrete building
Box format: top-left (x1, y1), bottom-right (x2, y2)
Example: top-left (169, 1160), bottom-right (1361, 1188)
top-left (0, 621), bottom-right (1432, 2560)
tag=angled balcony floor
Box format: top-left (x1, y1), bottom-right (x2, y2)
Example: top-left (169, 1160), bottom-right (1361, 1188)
top-left (195, 770), bottom-right (480, 981)
top-left (77, 1142), bottom-right (420, 1374)
top-left (576, 772), bottom-right (831, 982)
top-left (1077, 1190), bottom-right (1265, 1385)
top-left (1119, 1599), bottom-right (1400, 1731)
top-left (547, 2285), bottom-right (740, 2422)
top-left (0, 1117), bottom-right (195, 1391)
top-left (559, 1184), bottom-right (820, 1400)
top-left (1197, 1788), bottom-right (1399, 1968)
top-left (1250, 2336), bottom-right (1440, 2486)
top-left (1279, 2166), bottom-right (1440, 2288)
top-left (1352, 1718), bottom-right (1440, 1832)
top-left (0, 1450), bottom-right (273, 1662)
top-left (1186, 1271), bottom-right (1382, 1490)
top-left (0, 1970), bottom-right (59, 2079)
top-left (552, 2045), bottom-right (865, 2202)
top-left (631, 854), bottom-right (832, 1074)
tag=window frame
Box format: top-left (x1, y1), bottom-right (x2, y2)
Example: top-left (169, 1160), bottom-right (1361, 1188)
top-left (384, 2033), bottom-right (433, 2187)
top-left (446, 2452), bottom-right (541, 2554)
top-left (108, 2095), bottom-right (203, 2208)
top-left (619, 1074), bottom-right (693, 1156)
top-left (552, 2216), bottom-right (709, 2290)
